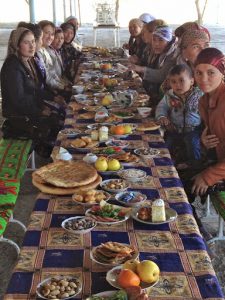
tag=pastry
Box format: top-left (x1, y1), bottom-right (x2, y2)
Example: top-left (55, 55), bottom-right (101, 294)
top-left (34, 161), bottom-right (98, 188)
top-left (137, 121), bottom-right (160, 131)
top-left (152, 199), bottom-right (166, 222)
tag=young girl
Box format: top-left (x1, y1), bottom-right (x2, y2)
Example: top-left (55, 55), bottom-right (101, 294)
top-left (155, 64), bottom-right (202, 165)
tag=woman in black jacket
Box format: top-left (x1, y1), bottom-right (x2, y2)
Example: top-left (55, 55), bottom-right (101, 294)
top-left (1, 27), bottom-right (61, 156)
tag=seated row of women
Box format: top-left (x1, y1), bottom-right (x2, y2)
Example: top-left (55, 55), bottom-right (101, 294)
top-left (0, 18), bottom-right (83, 157)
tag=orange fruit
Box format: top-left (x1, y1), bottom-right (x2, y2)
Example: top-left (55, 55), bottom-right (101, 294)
top-left (114, 125), bottom-right (125, 135)
top-left (117, 269), bottom-right (140, 288)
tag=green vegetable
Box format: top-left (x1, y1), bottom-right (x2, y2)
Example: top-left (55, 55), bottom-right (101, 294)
top-left (109, 290), bottom-right (128, 300)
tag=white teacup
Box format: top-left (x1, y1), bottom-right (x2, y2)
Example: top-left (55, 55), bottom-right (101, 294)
top-left (72, 85), bottom-right (84, 94)
top-left (137, 107), bottom-right (152, 118)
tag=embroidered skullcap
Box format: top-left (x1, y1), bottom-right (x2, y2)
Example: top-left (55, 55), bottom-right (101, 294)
top-left (195, 47), bottom-right (225, 74)
top-left (180, 29), bottom-right (209, 49)
top-left (129, 18), bottom-right (144, 28)
top-left (7, 27), bottom-right (31, 57)
top-left (153, 26), bottom-right (173, 42)
top-left (175, 22), bottom-right (200, 38)
top-left (139, 13), bottom-right (155, 23)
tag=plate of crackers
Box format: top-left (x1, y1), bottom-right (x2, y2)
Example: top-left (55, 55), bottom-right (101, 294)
top-left (90, 241), bottom-right (138, 266)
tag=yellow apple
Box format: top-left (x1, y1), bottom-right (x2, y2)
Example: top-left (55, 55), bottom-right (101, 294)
top-left (136, 260), bottom-right (160, 283)
top-left (107, 159), bottom-right (121, 171)
top-left (123, 259), bottom-right (140, 273)
top-left (123, 125), bottom-right (132, 134)
top-left (102, 94), bottom-right (113, 106)
top-left (95, 157), bottom-right (108, 171)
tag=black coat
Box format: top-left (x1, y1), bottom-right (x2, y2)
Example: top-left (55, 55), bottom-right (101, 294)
top-left (0, 55), bottom-right (53, 118)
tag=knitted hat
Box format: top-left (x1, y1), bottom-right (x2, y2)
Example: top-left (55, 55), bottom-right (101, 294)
top-left (180, 29), bottom-right (209, 49)
top-left (153, 26), bottom-right (173, 42)
top-left (195, 47), bottom-right (225, 74)
top-left (139, 13), bottom-right (155, 23)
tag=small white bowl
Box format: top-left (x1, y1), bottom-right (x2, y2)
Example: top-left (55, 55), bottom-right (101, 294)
top-left (137, 107), bottom-right (152, 118)
top-left (56, 152), bottom-right (72, 161)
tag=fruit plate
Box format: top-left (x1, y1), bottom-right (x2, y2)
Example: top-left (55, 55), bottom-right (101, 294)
top-left (115, 191), bottom-right (147, 207)
top-left (90, 243), bottom-right (139, 266)
top-left (134, 148), bottom-right (160, 157)
top-left (85, 204), bottom-right (131, 225)
top-left (106, 265), bottom-right (159, 290)
top-left (118, 169), bottom-right (147, 182)
top-left (92, 146), bottom-right (125, 156)
top-left (61, 216), bottom-right (97, 234)
top-left (72, 190), bottom-right (111, 207)
top-left (97, 164), bottom-right (124, 175)
top-left (100, 179), bottom-right (130, 193)
top-left (59, 128), bottom-right (81, 137)
top-left (132, 207), bottom-right (178, 225)
top-left (36, 276), bottom-right (82, 299)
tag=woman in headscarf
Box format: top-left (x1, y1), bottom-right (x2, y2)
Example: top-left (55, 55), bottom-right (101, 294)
top-left (60, 22), bottom-right (83, 82)
top-left (0, 27), bottom-right (61, 156)
top-left (123, 18), bottom-right (146, 58)
top-left (129, 25), bottom-right (178, 109)
top-left (179, 48), bottom-right (225, 240)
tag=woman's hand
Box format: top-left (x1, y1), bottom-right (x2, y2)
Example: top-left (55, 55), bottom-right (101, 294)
top-left (191, 173), bottom-right (209, 195)
top-left (158, 116), bottom-right (170, 126)
top-left (128, 55), bottom-right (140, 64)
top-left (42, 107), bottom-right (51, 116)
top-left (201, 126), bottom-right (219, 149)
top-left (54, 95), bottom-right (66, 106)
top-left (128, 64), bottom-right (145, 74)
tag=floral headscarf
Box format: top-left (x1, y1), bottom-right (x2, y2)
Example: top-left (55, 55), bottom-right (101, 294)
top-left (180, 29), bottom-right (209, 49)
top-left (153, 26), bottom-right (173, 42)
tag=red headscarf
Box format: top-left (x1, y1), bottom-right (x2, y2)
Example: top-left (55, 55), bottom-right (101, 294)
top-left (195, 47), bottom-right (225, 74)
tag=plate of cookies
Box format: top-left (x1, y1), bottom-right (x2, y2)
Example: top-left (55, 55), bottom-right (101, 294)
top-left (70, 136), bottom-right (99, 152)
top-left (72, 189), bottom-right (111, 207)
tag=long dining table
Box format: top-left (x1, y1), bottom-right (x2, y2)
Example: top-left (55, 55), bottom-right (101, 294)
top-left (4, 49), bottom-right (225, 300)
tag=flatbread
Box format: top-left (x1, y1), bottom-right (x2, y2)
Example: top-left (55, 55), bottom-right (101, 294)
top-left (34, 161), bottom-right (98, 188)
top-left (32, 173), bottom-right (102, 195)
top-left (137, 121), bottom-right (160, 131)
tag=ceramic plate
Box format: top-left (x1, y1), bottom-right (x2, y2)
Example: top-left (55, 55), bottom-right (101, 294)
top-left (59, 128), bottom-right (81, 137)
top-left (90, 244), bottom-right (138, 266)
top-left (115, 191), bottom-right (147, 207)
top-left (105, 139), bottom-right (129, 149)
top-left (72, 191), bottom-right (111, 207)
top-left (36, 276), bottom-right (82, 299)
top-left (132, 207), bottom-right (178, 225)
top-left (97, 165), bottom-right (124, 175)
top-left (86, 291), bottom-right (117, 299)
top-left (85, 205), bottom-right (130, 225)
top-left (112, 112), bottom-right (135, 119)
top-left (61, 216), bottom-right (97, 234)
top-left (118, 169), bottom-right (147, 182)
top-left (134, 148), bottom-right (160, 157)
top-left (100, 179), bottom-right (130, 193)
top-left (106, 265), bottom-right (159, 290)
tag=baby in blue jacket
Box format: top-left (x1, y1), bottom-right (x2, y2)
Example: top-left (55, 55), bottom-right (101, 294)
top-left (155, 64), bottom-right (203, 166)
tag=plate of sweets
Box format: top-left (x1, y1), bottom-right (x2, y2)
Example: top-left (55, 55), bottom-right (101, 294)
top-left (115, 191), bottom-right (147, 207)
top-left (70, 136), bottom-right (99, 152)
top-left (100, 179), bottom-right (130, 193)
top-left (134, 148), bottom-right (160, 157)
top-left (72, 189), bottom-right (111, 207)
top-left (105, 139), bottom-right (129, 149)
top-left (59, 128), bottom-right (81, 137)
top-left (90, 241), bottom-right (138, 266)
top-left (132, 199), bottom-right (177, 225)
top-left (36, 276), bottom-right (82, 299)
top-left (61, 216), bottom-right (97, 234)
top-left (85, 201), bottom-right (130, 225)
top-left (118, 169), bottom-right (147, 182)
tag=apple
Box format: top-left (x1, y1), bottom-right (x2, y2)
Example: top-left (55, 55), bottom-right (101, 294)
top-left (123, 124), bottom-right (132, 134)
top-left (136, 260), bottom-right (160, 283)
top-left (123, 259), bottom-right (140, 273)
top-left (102, 95), bottom-right (113, 106)
top-left (95, 157), bottom-right (108, 171)
top-left (107, 159), bottom-right (121, 171)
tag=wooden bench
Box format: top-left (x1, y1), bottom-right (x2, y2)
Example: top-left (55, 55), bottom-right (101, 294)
top-left (0, 138), bottom-right (33, 253)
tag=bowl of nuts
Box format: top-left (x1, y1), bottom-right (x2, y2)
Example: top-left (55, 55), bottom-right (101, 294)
top-left (36, 275), bottom-right (82, 299)
top-left (72, 189), bottom-right (111, 207)
top-left (61, 216), bottom-right (97, 234)
top-left (100, 179), bottom-right (130, 193)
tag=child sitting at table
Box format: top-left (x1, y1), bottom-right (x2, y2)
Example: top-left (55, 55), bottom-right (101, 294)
top-left (155, 64), bottom-right (203, 167)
